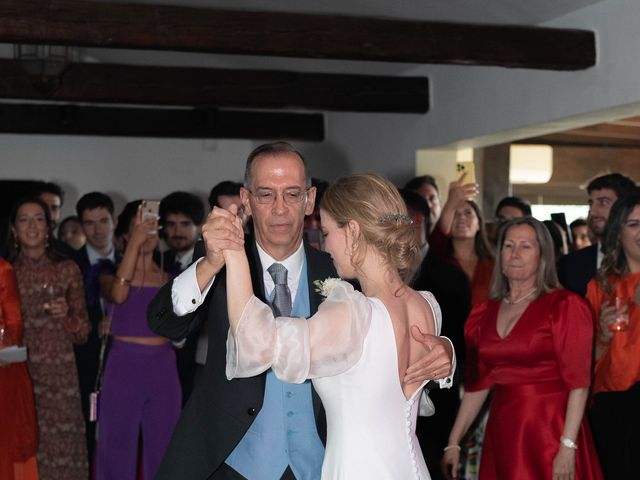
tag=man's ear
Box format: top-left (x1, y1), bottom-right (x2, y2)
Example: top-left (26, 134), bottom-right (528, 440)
top-left (240, 187), bottom-right (252, 216)
top-left (304, 186), bottom-right (317, 216)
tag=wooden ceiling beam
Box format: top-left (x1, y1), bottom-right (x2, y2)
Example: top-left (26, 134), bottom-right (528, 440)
top-left (1, 0), bottom-right (596, 70)
top-left (515, 134), bottom-right (640, 149)
top-left (0, 60), bottom-right (429, 113)
top-left (0, 103), bottom-right (325, 140)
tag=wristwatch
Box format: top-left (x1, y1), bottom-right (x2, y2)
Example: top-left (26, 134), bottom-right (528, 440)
top-left (560, 436), bottom-right (578, 449)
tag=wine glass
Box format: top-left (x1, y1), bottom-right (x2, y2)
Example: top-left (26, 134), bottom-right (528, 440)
top-left (41, 283), bottom-right (64, 316)
top-left (609, 297), bottom-right (629, 333)
top-left (0, 304), bottom-right (6, 346)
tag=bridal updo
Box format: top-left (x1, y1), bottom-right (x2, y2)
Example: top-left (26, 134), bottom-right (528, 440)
top-left (320, 173), bottom-right (419, 282)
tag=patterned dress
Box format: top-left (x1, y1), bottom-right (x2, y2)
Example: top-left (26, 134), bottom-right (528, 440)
top-left (13, 253), bottom-right (91, 480)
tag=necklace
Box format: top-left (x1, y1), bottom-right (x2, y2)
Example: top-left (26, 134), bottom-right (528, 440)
top-left (503, 287), bottom-right (537, 305)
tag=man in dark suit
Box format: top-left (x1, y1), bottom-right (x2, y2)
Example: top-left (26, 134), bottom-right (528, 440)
top-left (159, 191), bottom-right (206, 403)
top-left (72, 191), bottom-right (119, 471)
top-left (148, 142), bottom-right (453, 479)
top-left (558, 173), bottom-right (636, 296)
top-left (148, 142), bottom-right (335, 479)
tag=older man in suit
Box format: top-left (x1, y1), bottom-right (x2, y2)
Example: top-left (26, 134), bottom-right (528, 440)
top-left (148, 142), bottom-right (453, 479)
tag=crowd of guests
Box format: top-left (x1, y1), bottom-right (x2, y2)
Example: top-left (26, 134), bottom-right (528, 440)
top-left (0, 153), bottom-right (638, 480)
top-left (0, 180), bottom-right (244, 480)
top-left (403, 172), bottom-right (638, 480)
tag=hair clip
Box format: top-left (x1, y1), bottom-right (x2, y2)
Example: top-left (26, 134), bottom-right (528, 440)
top-left (377, 213), bottom-right (413, 225)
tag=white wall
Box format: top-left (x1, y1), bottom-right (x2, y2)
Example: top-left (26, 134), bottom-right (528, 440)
top-left (0, 136), bottom-right (254, 217)
top-left (1, 0), bottom-right (639, 218)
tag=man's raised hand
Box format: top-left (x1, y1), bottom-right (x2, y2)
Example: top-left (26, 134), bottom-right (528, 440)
top-left (405, 325), bottom-right (454, 384)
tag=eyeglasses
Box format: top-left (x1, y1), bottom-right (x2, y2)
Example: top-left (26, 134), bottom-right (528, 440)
top-left (248, 188), bottom-right (310, 205)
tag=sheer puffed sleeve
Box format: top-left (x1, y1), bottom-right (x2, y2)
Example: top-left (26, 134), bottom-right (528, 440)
top-left (226, 280), bottom-right (371, 383)
top-left (550, 290), bottom-right (593, 390)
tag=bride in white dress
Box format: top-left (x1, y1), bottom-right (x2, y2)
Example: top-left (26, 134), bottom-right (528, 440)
top-left (223, 174), bottom-right (455, 479)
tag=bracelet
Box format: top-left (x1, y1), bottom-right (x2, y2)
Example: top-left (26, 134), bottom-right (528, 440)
top-left (443, 445), bottom-right (461, 452)
top-left (115, 275), bottom-right (132, 286)
top-left (560, 436), bottom-right (577, 449)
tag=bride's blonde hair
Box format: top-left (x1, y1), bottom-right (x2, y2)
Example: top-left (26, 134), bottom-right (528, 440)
top-left (320, 174), bottom-right (419, 283)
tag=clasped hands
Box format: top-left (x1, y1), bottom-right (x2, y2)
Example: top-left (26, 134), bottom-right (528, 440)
top-left (200, 205), bottom-right (246, 273)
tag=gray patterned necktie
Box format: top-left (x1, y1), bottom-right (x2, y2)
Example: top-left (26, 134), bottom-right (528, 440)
top-left (267, 263), bottom-right (292, 317)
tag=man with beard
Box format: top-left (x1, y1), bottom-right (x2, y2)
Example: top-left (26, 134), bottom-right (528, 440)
top-left (159, 191), bottom-right (206, 403)
top-left (558, 173), bottom-right (636, 296)
top-left (160, 191), bottom-right (206, 274)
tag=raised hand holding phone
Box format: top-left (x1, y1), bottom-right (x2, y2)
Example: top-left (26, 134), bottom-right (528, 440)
top-left (455, 162), bottom-right (478, 199)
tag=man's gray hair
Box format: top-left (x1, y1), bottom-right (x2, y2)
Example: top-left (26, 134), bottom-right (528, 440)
top-left (243, 142), bottom-right (311, 189)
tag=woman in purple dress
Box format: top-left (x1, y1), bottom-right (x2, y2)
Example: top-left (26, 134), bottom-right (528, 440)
top-left (96, 201), bottom-right (180, 480)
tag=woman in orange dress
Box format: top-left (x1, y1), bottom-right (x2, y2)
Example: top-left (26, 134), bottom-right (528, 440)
top-left (10, 197), bottom-right (90, 480)
top-left (585, 193), bottom-right (640, 479)
top-left (0, 257), bottom-right (38, 480)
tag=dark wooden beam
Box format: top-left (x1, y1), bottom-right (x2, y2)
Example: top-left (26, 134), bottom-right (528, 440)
top-left (0, 60), bottom-right (429, 113)
top-left (0, 103), bottom-right (325, 140)
top-left (1, 0), bottom-right (596, 70)
top-left (517, 124), bottom-right (640, 148)
top-left (516, 137), bottom-right (640, 149)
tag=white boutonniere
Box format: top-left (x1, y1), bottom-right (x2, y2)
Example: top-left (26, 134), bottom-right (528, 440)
top-left (313, 277), bottom-right (341, 298)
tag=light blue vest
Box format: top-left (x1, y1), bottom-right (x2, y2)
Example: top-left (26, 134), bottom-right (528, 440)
top-left (225, 259), bottom-right (324, 479)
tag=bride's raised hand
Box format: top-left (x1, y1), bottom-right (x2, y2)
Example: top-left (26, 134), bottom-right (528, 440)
top-left (209, 205), bottom-right (244, 264)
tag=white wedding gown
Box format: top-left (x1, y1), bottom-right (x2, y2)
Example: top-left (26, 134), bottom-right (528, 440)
top-left (226, 280), bottom-right (444, 479)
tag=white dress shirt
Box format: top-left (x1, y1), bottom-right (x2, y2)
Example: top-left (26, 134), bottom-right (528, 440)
top-left (171, 241), bottom-right (304, 316)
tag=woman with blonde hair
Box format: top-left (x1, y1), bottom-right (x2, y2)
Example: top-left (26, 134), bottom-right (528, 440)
top-left (443, 217), bottom-right (602, 480)
top-left (222, 173), bottom-right (454, 478)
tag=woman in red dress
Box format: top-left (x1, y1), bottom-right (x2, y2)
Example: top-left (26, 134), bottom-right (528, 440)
top-left (0, 257), bottom-right (38, 480)
top-left (442, 217), bottom-right (602, 480)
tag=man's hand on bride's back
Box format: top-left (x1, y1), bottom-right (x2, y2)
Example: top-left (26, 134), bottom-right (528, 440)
top-left (404, 326), bottom-right (453, 384)
top-left (202, 206), bottom-right (245, 271)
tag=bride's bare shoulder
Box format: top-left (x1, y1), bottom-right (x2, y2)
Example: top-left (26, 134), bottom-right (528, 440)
top-left (405, 288), bottom-right (437, 335)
